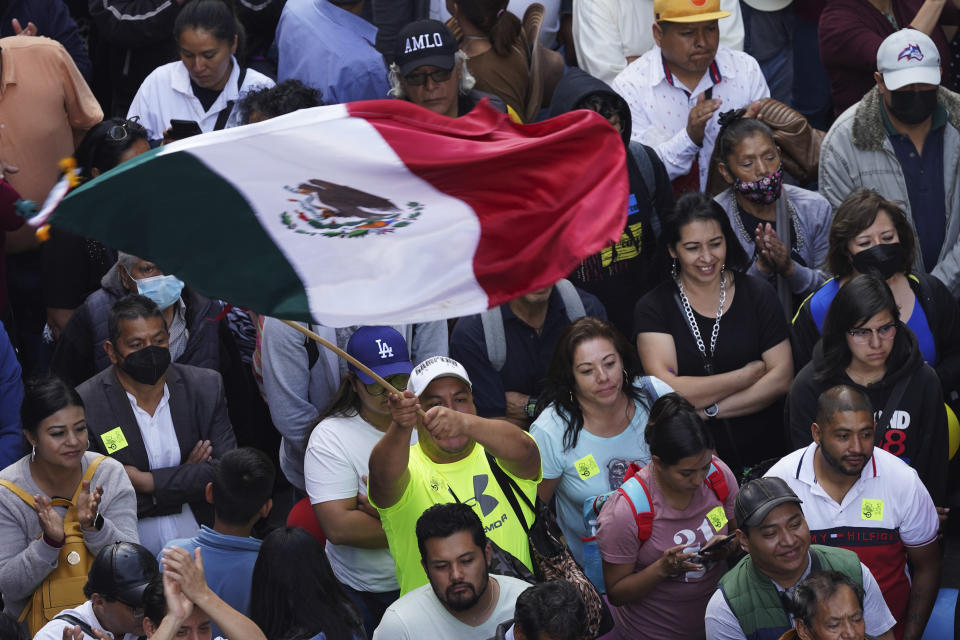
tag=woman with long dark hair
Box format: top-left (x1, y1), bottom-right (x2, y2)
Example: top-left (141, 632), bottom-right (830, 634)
top-left (127, 0), bottom-right (273, 143)
top-left (0, 378), bottom-right (137, 627)
top-left (530, 316), bottom-right (671, 589)
top-left (596, 393), bottom-right (738, 639)
top-left (787, 274), bottom-right (948, 504)
top-left (250, 526), bottom-right (365, 640)
top-left (634, 192), bottom-right (793, 477)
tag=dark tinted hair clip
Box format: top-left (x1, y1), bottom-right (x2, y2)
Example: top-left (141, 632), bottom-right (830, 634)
top-left (717, 108), bottom-right (747, 130)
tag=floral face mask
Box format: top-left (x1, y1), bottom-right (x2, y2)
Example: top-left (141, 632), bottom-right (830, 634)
top-left (734, 165), bottom-right (783, 206)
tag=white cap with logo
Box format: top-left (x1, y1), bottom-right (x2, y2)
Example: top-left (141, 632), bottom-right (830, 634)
top-left (407, 356), bottom-right (472, 396)
top-left (877, 28), bottom-right (941, 90)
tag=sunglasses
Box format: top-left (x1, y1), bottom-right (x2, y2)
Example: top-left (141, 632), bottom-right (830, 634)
top-left (106, 117), bottom-right (142, 143)
top-left (847, 322), bottom-right (897, 344)
top-left (405, 69), bottom-right (452, 86)
top-left (364, 374), bottom-right (410, 396)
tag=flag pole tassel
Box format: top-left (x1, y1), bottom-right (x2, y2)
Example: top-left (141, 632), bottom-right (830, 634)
top-left (281, 319), bottom-right (426, 417)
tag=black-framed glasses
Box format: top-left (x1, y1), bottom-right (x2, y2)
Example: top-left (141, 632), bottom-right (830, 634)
top-left (364, 374), bottom-right (410, 396)
top-left (847, 322), bottom-right (897, 344)
top-left (405, 69), bottom-right (452, 86)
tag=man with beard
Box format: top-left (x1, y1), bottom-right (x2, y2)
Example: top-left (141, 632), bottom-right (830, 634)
top-left (765, 385), bottom-right (939, 640)
top-left (369, 356), bottom-right (541, 595)
top-left (371, 503), bottom-right (530, 639)
top-left (77, 295), bottom-right (237, 555)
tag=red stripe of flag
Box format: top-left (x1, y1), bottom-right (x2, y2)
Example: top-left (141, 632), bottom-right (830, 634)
top-left (348, 99), bottom-right (628, 307)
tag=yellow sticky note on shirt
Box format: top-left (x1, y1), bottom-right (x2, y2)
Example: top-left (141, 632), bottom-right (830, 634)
top-left (574, 454), bottom-right (601, 480)
top-left (706, 506), bottom-right (728, 532)
top-left (101, 427), bottom-right (129, 454)
top-left (861, 499), bottom-right (884, 521)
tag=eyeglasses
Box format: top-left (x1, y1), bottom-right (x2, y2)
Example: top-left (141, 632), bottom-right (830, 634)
top-left (847, 322), bottom-right (897, 343)
top-left (106, 117), bottom-right (142, 143)
top-left (405, 69), bottom-right (452, 86)
top-left (364, 374), bottom-right (410, 396)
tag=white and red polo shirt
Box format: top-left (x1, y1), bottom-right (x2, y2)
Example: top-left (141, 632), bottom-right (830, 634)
top-left (765, 444), bottom-right (938, 625)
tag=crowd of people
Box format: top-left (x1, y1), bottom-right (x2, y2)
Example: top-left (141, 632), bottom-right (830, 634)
top-left (0, 0), bottom-right (958, 638)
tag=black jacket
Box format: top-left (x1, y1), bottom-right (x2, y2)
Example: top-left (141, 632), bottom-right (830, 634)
top-left (0, 0), bottom-right (91, 80)
top-left (786, 333), bottom-right (948, 504)
top-left (791, 272), bottom-right (960, 398)
top-left (545, 68), bottom-right (673, 338)
top-left (51, 263), bottom-right (222, 387)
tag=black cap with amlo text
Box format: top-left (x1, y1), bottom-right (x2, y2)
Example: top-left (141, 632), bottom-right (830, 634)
top-left (395, 19), bottom-right (458, 76)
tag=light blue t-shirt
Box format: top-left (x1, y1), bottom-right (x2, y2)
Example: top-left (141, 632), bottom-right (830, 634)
top-left (530, 376), bottom-right (672, 564)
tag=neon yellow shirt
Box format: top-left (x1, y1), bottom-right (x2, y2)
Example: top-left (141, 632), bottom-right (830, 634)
top-left (375, 441), bottom-right (540, 595)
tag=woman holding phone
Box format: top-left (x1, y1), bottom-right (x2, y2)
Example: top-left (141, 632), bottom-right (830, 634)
top-left (596, 393), bottom-right (739, 640)
top-left (127, 0), bottom-right (273, 143)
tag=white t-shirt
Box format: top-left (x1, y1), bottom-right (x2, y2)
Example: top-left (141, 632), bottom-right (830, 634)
top-left (703, 554), bottom-right (896, 639)
top-left (372, 574), bottom-right (529, 640)
top-left (530, 376), bottom-right (672, 564)
top-left (33, 600), bottom-right (140, 640)
top-left (305, 413), bottom-right (416, 592)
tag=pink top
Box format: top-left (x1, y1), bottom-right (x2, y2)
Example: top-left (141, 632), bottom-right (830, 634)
top-left (596, 458), bottom-right (738, 640)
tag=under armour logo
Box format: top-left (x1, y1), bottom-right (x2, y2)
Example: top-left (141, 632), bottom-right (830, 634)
top-left (463, 474), bottom-right (499, 517)
top-left (375, 339), bottom-right (393, 359)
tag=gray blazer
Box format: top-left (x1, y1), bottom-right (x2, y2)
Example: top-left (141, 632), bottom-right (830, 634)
top-left (77, 363), bottom-right (237, 523)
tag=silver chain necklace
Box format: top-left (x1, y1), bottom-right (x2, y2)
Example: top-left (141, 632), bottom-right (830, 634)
top-left (676, 271), bottom-right (726, 375)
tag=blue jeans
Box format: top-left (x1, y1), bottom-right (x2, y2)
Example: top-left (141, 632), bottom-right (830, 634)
top-left (792, 16), bottom-right (833, 130)
top-left (342, 584), bottom-right (400, 638)
top-left (742, 1), bottom-right (795, 106)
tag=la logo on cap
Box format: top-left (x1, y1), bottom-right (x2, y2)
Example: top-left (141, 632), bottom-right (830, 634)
top-left (404, 32), bottom-right (444, 54)
top-left (897, 44), bottom-right (923, 62)
top-left (375, 338), bottom-right (394, 359)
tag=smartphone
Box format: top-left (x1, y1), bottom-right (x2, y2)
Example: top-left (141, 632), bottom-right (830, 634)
top-left (168, 119), bottom-right (203, 141)
top-left (699, 533), bottom-right (737, 556)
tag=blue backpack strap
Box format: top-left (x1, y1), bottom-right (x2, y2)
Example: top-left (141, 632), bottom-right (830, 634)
top-left (617, 475), bottom-right (654, 542)
top-left (808, 279), bottom-right (839, 333)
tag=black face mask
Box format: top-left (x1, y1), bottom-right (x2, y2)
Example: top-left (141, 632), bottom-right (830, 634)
top-left (887, 89), bottom-right (939, 125)
top-left (851, 242), bottom-right (905, 280)
top-left (119, 345), bottom-right (171, 386)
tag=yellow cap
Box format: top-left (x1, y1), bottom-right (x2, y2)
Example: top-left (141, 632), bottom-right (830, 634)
top-left (654, 0), bottom-right (731, 23)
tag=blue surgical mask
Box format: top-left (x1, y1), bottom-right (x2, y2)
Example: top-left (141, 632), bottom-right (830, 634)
top-left (136, 274), bottom-right (185, 310)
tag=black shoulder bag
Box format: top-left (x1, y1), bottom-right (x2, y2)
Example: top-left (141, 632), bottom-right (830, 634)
top-left (213, 67), bottom-right (248, 131)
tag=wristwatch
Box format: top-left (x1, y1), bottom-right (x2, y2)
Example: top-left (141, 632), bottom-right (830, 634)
top-left (525, 397), bottom-right (538, 419)
top-left (704, 403), bottom-right (720, 419)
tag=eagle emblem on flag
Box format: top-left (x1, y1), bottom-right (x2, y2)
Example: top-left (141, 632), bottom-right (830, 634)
top-left (280, 178), bottom-right (422, 238)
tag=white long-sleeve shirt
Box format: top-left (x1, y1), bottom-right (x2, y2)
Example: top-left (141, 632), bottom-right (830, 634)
top-left (573, 0), bottom-right (745, 84)
top-left (612, 45), bottom-right (769, 190)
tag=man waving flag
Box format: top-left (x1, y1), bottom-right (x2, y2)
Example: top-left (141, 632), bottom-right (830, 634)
top-left (34, 99), bottom-right (628, 326)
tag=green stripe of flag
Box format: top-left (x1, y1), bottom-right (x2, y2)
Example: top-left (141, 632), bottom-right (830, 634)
top-left (51, 149), bottom-right (312, 321)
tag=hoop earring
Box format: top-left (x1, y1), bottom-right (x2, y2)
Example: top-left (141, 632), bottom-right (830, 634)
top-left (31, 445), bottom-right (35, 462)
top-left (623, 369), bottom-right (629, 386)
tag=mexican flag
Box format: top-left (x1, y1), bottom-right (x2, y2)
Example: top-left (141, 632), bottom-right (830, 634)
top-left (37, 99), bottom-right (628, 326)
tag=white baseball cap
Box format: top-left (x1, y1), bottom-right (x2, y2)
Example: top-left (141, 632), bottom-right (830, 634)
top-left (408, 356), bottom-right (472, 396)
top-left (877, 29), bottom-right (941, 90)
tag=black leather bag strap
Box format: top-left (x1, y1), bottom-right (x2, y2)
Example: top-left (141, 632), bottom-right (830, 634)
top-left (214, 67), bottom-right (248, 131)
top-left (55, 613), bottom-right (97, 638)
top-left (485, 452), bottom-right (534, 534)
top-left (873, 375), bottom-right (911, 442)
